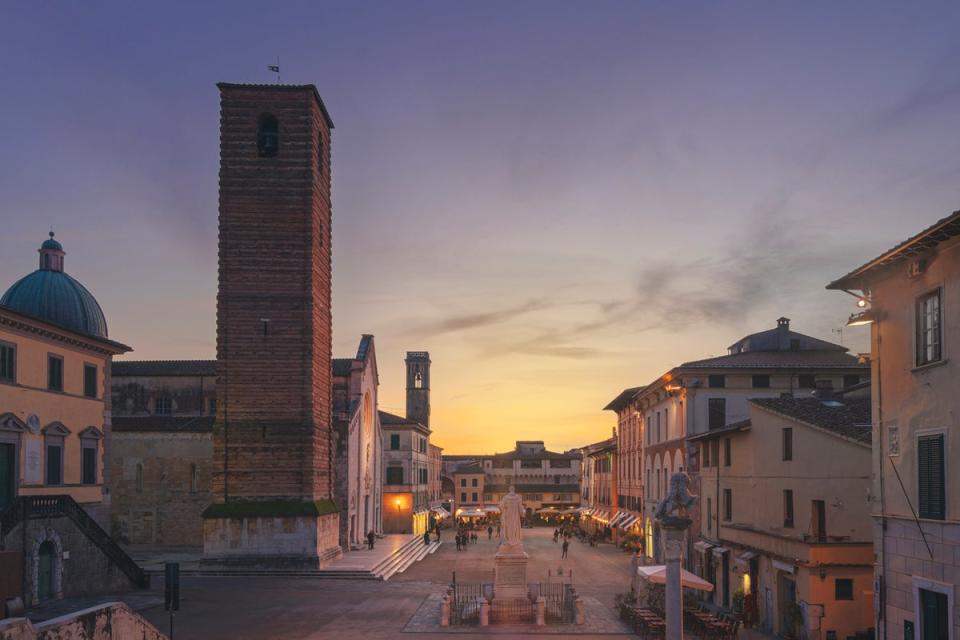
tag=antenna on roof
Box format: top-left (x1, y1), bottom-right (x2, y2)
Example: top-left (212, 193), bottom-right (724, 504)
top-left (267, 57), bottom-right (280, 83)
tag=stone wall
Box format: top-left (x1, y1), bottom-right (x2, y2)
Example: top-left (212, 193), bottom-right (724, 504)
top-left (110, 432), bottom-right (212, 546)
top-left (2, 516), bottom-right (136, 609)
top-left (0, 602), bottom-right (166, 640)
top-left (879, 516), bottom-right (960, 639)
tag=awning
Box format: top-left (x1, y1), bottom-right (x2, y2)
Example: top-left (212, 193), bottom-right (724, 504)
top-left (431, 507), bottom-right (449, 518)
top-left (735, 550), bottom-right (758, 566)
top-left (693, 541), bottom-right (714, 554)
top-left (711, 546), bottom-right (729, 555)
top-left (621, 515), bottom-right (639, 528)
top-left (536, 507), bottom-right (560, 514)
top-left (772, 559), bottom-right (795, 574)
top-left (595, 511), bottom-right (609, 521)
top-left (482, 506), bottom-right (500, 513)
top-left (458, 508), bottom-right (485, 517)
top-left (609, 512), bottom-right (628, 527)
top-left (638, 565), bottom-right (714, 592)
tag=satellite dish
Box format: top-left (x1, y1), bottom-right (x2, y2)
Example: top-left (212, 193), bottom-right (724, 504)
top-left (27, 414), bottom-right (40, 434)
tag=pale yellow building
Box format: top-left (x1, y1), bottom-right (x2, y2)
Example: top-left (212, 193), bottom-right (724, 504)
top-left (0, 233), bottom-right (142, 606)
top-left (829, 209), bottom-right (960, 640)
top-left (691, 391), bottom-right (873, 640)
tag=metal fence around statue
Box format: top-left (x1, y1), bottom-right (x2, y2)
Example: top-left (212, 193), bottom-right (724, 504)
top-left (539, 583), bottom-right (576, 623)
top-left (490, 597), bottom-right (534, 624)
top-left (450, 583), bottom-right (484, 625)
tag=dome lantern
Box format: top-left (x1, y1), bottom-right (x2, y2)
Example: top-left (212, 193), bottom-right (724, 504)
top-left (39, 231), bottom-right (65, 272)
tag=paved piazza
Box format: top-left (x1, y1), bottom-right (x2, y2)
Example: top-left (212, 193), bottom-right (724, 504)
top-left (132, 528), bottom-right (635, 639)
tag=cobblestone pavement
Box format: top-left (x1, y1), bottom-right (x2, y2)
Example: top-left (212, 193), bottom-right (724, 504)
top-left (120, 528), bottom-right (638, 639)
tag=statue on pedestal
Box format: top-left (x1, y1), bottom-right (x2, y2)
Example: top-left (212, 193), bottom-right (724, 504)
top-left (499, 485), bottom-right (524, 553)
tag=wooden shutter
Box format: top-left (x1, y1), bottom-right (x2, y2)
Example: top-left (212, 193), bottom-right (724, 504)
top-left (918, 435), bottom-right (945, 520)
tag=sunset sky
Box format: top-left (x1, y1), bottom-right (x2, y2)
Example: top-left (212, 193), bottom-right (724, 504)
top-left (2, 3), bottom-right (958, 454)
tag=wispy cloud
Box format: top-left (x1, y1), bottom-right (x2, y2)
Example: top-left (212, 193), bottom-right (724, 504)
top-left (403, 298), bottom-right (552, 338)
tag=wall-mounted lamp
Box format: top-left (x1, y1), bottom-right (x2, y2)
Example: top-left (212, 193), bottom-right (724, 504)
top-left (856, 297), bottom-right (868, 308)
top-left (846, 309), bottom-right (878, 327)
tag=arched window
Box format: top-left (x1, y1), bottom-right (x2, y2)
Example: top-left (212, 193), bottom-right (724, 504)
top-left (257, 114), bottom-right (279, 157)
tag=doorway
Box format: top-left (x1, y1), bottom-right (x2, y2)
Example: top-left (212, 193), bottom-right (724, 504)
top-left (779, 573), bottom-right (797, 636)
top-left (0, 443), bottom-right (15, 511)
top-left (38, 541), bottom-right (55, 602)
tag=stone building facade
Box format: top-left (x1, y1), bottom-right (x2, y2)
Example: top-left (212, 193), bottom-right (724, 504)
top-left (381, 410), bottom-right (431, 535)
top-left (110, 360), bottom-right (215, 546)
top-left (332, 335), bottom-right (383, 550)
top-left (829, 209), bottom-right (960, 640)
top-left (634, 318), bottom-right (869, 563)
top-left (691, 394), bottom-right (873, 639)
top-left (203, 83), bottom-right (340, 568)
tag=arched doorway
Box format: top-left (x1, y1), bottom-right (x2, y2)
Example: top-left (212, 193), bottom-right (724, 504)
top-left (37, 541), bottom-right (55, 602)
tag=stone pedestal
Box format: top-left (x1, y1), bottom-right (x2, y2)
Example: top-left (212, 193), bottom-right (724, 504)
top-left (201, 508), bottom-right (341, 570)
top-left (493, 547), bottom-right (529, 600)
top-left (660, 516), bottom-right (691, 640)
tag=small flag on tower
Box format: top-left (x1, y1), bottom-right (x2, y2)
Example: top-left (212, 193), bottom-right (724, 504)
top-left (267, 65), bottom-right (279, 73)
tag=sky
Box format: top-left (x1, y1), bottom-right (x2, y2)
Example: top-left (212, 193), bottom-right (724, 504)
top-left (1, 2), bottom-right (959, 454)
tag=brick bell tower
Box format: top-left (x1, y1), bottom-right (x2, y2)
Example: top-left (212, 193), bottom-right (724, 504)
top-left (405, 351), bottom-right (430, 427)
top-left (202, 83), bottom-right (340, 569)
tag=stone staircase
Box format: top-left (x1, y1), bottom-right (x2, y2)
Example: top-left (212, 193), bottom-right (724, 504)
top-left (149, 536), bottom-right (440, 580)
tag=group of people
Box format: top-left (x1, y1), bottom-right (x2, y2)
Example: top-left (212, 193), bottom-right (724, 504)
top-left (454, 523), bottom-right (499, 550)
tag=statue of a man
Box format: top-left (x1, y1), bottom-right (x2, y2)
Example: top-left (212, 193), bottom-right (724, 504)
top-left (499, 485), bottom-right (524, 551)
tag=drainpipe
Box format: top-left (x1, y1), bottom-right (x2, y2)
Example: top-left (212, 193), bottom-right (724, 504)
top-left (875, 317), bottom-right (887, 640)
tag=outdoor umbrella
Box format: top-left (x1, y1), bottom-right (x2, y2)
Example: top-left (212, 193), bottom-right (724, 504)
top-left (638, 565), bottom-right (714, 591)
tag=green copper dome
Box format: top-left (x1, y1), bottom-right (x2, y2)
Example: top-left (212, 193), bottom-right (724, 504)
top-left (0, 233), bottom-right (109, 338)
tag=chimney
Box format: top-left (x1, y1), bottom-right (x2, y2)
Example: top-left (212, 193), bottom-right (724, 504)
top-left (814, 379), bottom-right (836, 401)
top-left (777, 317), bottom-right (791, 350)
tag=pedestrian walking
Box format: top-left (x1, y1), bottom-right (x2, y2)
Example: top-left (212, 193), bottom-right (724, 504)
top-left (561, 539), bottom-right (569, 559)
top-left (455, 533), bottom-right (461, 551)
top-left (367, 530), bottom-right (375, 550)
top-left (423, 531), bottom-right (431, 546)
top-left (487, 526), bottom-right (493, 540)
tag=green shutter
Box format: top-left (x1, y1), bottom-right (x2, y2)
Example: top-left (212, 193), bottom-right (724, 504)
top-left (918, 435), bottom-right (945, 520)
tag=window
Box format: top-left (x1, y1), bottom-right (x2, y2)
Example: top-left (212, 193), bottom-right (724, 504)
top-left (703, 442), bottom-right (711, 467)
top-left (81, 440), bottom-right (97, 485)
top-left (918, 434), bottom-right (945, 520)
top-left (723, 488), bottom-right (732, 521)
top-left (257, 114), bottom-right (279, 157)
top-left (708, 375), bottom-right (725, 388)
top-left (460, 492), bottom-right (467, 502)
top-left (724, 438), bottom-right (731, 466)
top-left (706, 498), bottom-right (712, 532)
top-left (752, 374), bottom-right (770, 388)
top-left (46, 439), bottom-right (63, 485)
top-left (520, 459), bottom-right (541, 469)
top-left (390, 434), bottom-right (400, 450)
top-left (472, 492), bottom-right (478, 502)
top-left (919, 588), bottom-right (949, 640)
top-left (656, 411), bottom-right (661, 441)
top-left (190, 463), bottom-right (198, 493)
top-left (81, 363), bottom-right (97, 398)
top-left (646, 416), bottom-right (652, 444)
top-left (208, 397), bottom-right (216, 415)
top-left (550, 459), bottom-right (571, 468)
top-left (0, 342), bottom-right (15, 383)
top-left (842, 375), bottom-right (860, 389)
top-left (471, 478), bottom-right (478, 487)
top-left (155, 397), bottom-right (172, 415)
top-left (783, 428), bottom-right (793, 461)
top-left (47, 355), bottom-right (63, 392)
top-left (708, 398), bottom-right (726, 430)
top-left (711, 440), bottom-right (720, 468)
top-left (460, 478), bottom-right (466, 487)
top-left (835, 578), bottom-right (853, 601)
top-left (136, 463), bottom-right (144, 493)
top-left (420, 468), bottom-right (428, 484)
top-left (812, 499), bottom-right (826, 541)
top-left (798, 374), bottom-right (816, 389)
top-left (783, 489), bottom-right (794, 527)
top-left (916, 289), bottom-right (943, 366)
top-left (386, 467), bottom-right (404, 485)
